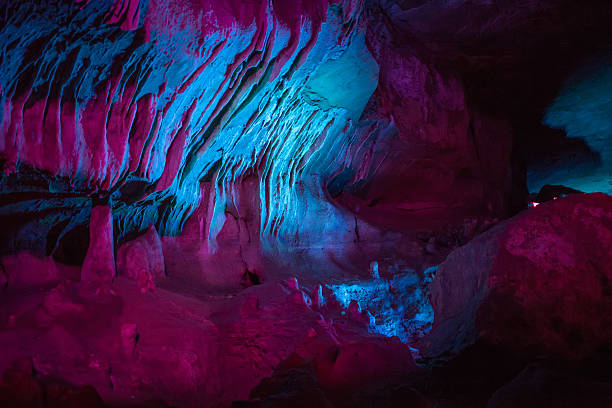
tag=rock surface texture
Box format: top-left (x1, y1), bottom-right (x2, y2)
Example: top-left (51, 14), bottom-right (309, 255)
top-left (1, 0), bottom-right (612, 407)
top-left (117, 224), bottom-right (165, 291)
top-left (424, 193), bottom-right (612, 359)
top-left (81, 203), bottom-right (115, 283)
top-left (0, 0), bottom-right (521, 263)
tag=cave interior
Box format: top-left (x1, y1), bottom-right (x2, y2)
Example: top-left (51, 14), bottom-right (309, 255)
top-left (1, 0), bottom-right (612, 407)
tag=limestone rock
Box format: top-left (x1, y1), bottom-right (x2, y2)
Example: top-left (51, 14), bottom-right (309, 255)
top-left (423, 193), bottom-right (612, 359)
top-left (81, 205), bottom-right (115, 284)
top-left (117, 225), bottom-right (165, 290)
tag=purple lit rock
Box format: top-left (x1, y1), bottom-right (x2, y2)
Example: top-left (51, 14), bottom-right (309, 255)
top-left (81, 204), bottom-right (115, 284)
top-left (315, 338), bottom-right (416, 390)
top-left (117, 224), bottom-right (165, 290)
top-left (1, 0), bottom-right (612, 406)
top-left (423, 193), bottom-right (612, 359)
top-left (0, 253), bottom-right (79, 289)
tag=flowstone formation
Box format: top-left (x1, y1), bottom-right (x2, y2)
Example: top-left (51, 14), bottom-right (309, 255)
top-left (0, 0), bottom-right (518, 266)
top-left (0, 0), bottom-right (381, 256)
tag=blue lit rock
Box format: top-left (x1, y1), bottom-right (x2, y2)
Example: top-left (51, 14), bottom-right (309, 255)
top-left (536, 55), bottom-right (612, 195)
top-left (0, 0), bottom-right (379, 254)
top-left (328, 265), bottom-right (437, 345)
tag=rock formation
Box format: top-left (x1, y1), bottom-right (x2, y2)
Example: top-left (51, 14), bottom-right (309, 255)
top-left (1, 0), bottom-right (612, 406)
top-left (423, 193), bottom-right (612, 360)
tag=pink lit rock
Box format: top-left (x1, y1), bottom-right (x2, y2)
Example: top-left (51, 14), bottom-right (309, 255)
top-left (287, 277), bottom-right (300, 291)
top-left (284, 277), bottom-right (315, 308)
top-left (40, 285), bottom-right (87, 320)
top-left (288, 287), bottom-right (313, 308)
top-left (423, 193), bottom-right (612, 359)
top-left (0, 255), bottom-right (421, 407)
top-left (3, 1), bottom-right (612, 406)
top-left (161, 178), bottom-right (265, 291)
top-left (0, 357), bottom-right (104, 408)
top-left (296, 290), bottom-right (313, 308)
top-left (0, 265), bottom-right (7, 289)
top-left (240, 294), bottom-right (260, 319)
top-left (347, 299), bottom-right (373, 327)
top-left (121, 323), bottom-right (139, 356)
top-left (315, 339), bottom-right (416, 390)
top-left (0, 358), bottom-right (44, 407)
top-left (117, 225), bottom-right (165, 290)
top-left (330, 22), bottom-right (517, 235)
top-left (348, 299), bottom-right (362, 320)
top-left (0, 253), bottom-right (76, 288)
top-left (81, 204), bottom-right (115, 284)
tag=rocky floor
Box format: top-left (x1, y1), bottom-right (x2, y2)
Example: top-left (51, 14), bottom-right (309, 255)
top-left (0, 193), bottom-right (611, 407)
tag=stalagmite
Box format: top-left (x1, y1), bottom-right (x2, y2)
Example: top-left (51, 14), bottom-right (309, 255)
top-left (81, 195), bottom-right (115, 284)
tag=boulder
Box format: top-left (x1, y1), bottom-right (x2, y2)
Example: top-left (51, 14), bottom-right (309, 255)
top-left (423, 193), bottom-right (612, 360)
top-left (315, 339), bottom-right (416, 390)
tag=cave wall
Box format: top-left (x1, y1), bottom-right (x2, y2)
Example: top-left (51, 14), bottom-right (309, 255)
top-left (536, 55), bottom-right (612, 195)
top-left (0, 0), bottom-right (378, 257)
top-left (1, 0), bottom-right (520, 274)
top-left (1, 1), bottom-right (612, 407)
top-left (2, 0), bottom-right (610, 282)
